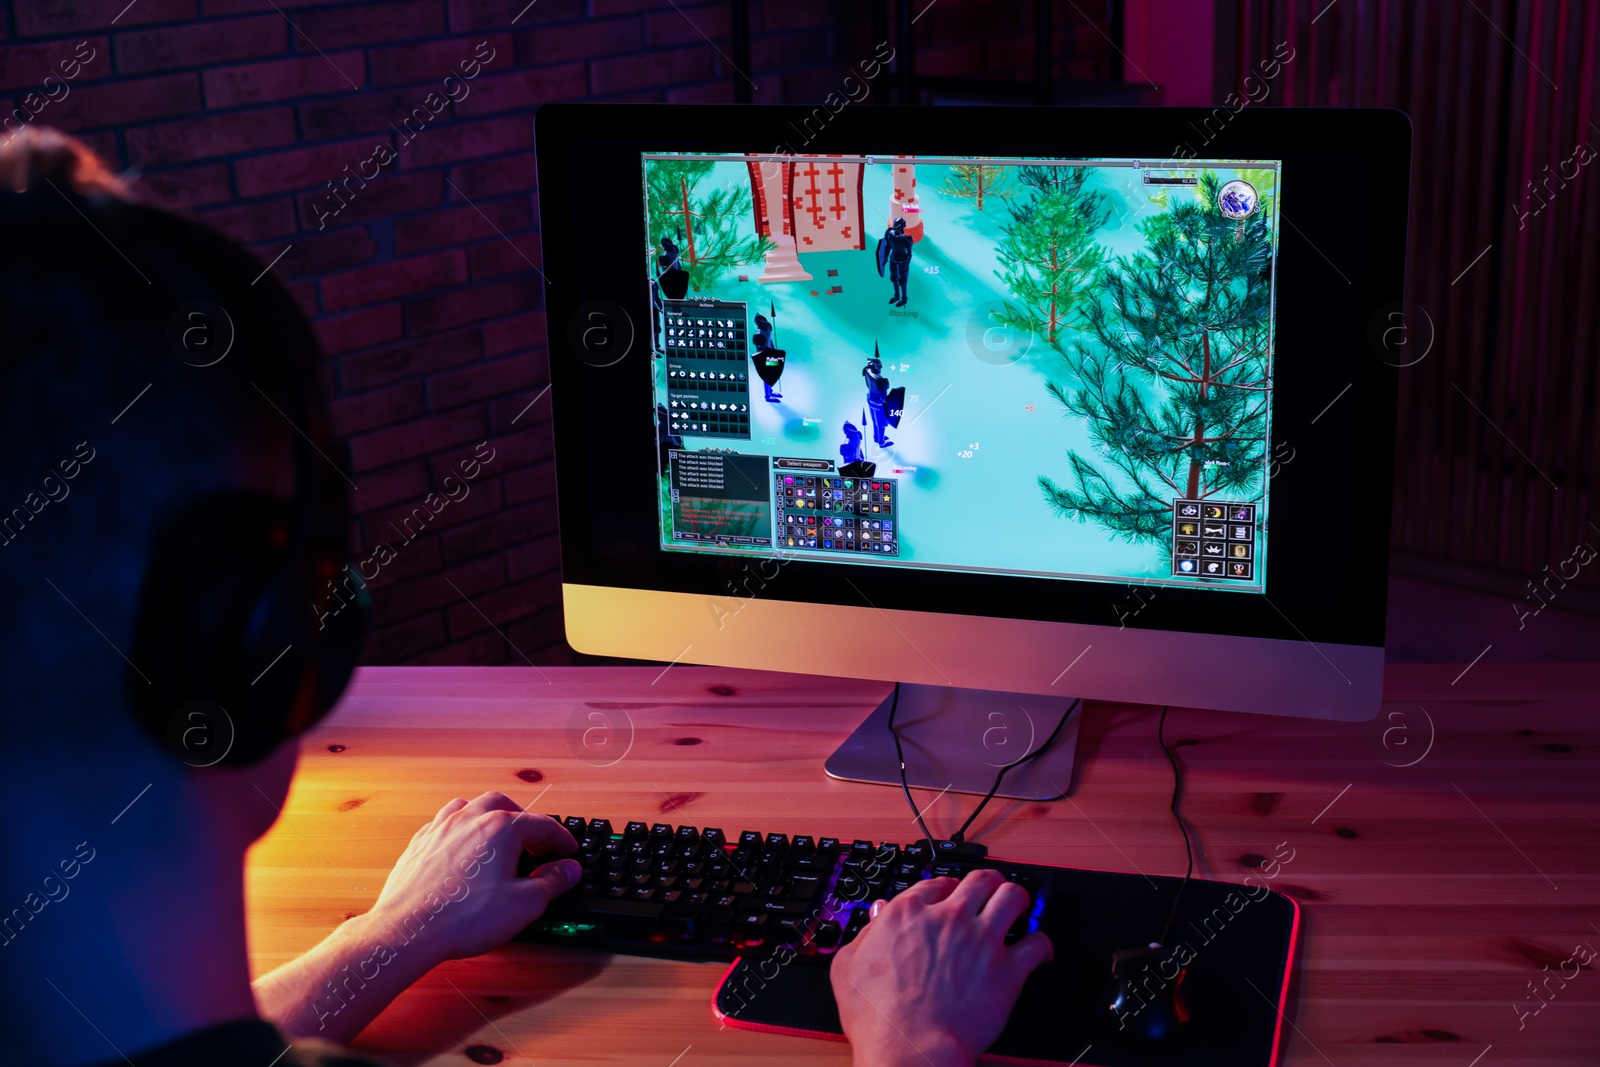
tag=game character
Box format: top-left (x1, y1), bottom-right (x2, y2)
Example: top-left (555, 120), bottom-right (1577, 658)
top-left (862, 345), bottom-right (904, 448)
top-left (876, 217), bottom-right (914, 306)
top-left (751, 306), bottom-right (787, 402)
top-left (657, 235), bottom-right (689, 299)
top-left (839, 421), bottom-right (877, 477)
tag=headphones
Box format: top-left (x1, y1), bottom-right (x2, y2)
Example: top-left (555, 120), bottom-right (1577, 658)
top-left (122, 209), bottom-right (372, 768)
top-left (0, 177), bottom-right (371, 768)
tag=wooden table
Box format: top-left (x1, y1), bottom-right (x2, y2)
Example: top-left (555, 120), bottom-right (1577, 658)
top-left (245, 665), bottom-right (1600, 1065)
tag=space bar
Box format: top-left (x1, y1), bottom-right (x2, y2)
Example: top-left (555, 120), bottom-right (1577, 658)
top-left (573, 898), bottom-right (666, 933)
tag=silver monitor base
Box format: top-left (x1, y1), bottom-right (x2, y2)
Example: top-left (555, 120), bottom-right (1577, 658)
top-left (824, 684), bottom-right (1082, 801)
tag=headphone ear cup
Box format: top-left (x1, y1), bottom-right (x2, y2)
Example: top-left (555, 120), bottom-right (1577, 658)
top-left (130, 490), bottom-right (302, 767)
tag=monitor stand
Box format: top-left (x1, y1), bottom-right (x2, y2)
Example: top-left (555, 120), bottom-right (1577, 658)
top-left (823, 684), bottom-right (1082, 801)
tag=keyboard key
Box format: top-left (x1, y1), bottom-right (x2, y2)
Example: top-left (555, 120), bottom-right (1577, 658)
top-left (701, 828), bottom-right (727, 849)
top-left (651, 823), bottom-right (673, 839)
top-left (739, 830), bottom-right (763, 847)
top-left (588, 819), bottom-right (613, 838)
top-left (817, 838), bottom-right (841, 854)
top-left (573, 897), bottom-right (666, 935)
top-left (814, 920), bottom-right (842, 948)
top-left (624, 821), bottom-right (648, 837)
top-left (564, 817), bottom-right (588, 838)
top-left (791, 835), bottom-right (816, 853)
top-left (765, 833), bottom-right (789, 851)
top-left (787, 875), bottom-right (824, 900)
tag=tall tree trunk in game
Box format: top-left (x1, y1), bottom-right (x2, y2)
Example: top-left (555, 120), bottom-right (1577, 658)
top-left (1040, 170), bottom-right (1275, 546)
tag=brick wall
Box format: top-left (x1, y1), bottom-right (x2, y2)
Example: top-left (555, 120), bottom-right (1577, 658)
top-left (2, 0), bottom-right (1112, 665)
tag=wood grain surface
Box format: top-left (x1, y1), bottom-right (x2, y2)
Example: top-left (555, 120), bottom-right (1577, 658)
top-left (244, 664), bottom-right (1600, 1065)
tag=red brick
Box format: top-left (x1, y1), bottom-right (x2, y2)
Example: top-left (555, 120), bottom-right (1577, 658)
top-left (47, 73), bottom-right (200, 130)
top-left (298, 88), bottom-right (436, 141)
top-left (752, 29), bottom-right (830, 71)
top-left (368, 33), bottom-right (510, 87)
top-left (426, 351), bottom-right (546, 412)
top-left (644, 5), bottom-right (730, 47)
top-left (504, 462), bottom-right (557, 509)
top-left (296, 1), bottom-right (445, 50)
top-left (321, 249), bottom-right (466, 313)
top-left (481, 309), bottom-right (545, 357)
top-left (363, 479), bottom-right (503, 550)
top-left (115, 15), bottom-right (284, 74)
top-left (13, 0), bottom-right (195, 36)
top-left (356, 528), bottom-right (443, 584)
top-left (349, 407), bottom-right (487, 472)
top-left (445, 150), bottom-right (536, 199)
top-left (296, 170), bottom-right (437, 231)
top-left (448, 0), bottom-right (582, 32)
top-left (368, 554), bottom-right (506, 625)
top-left (138, 162), bottom-right (233, 208)
top-left (0, 38), bottom-right (111, 91)
top-left (473, 421), bottom-right (554, 470)
top-left (394, 195), bottom-right (530, 253)
top-left (515, 18), bottom-right (640, 64)
top-left (348, 460), bottom-right (430, 513)
top-left (126, 107), bottom-right (296, 167)
top-left (489, 385), bottom-right (553, 434)
top-left (365, 612), bottom-right (445, 661)
top-left (586, 0), bottom-right (665, 15)
top-left (201, 0), bottom-right (332, 12)
top-left (446, 571), bottom-right (561, 639)
top-left (286, 278), bottom-right (320, 318)
top-left (506, 529), bottom-right (560, 579)
top-left (68, 129), bottom-right (122, 169)
top-left (200, 198), bottom-right (297, 244)
top-left (315, 303), bottom-right (404, 355)
top-left (267, 228), bottom-right (378, 278)
top-left (402, 630), bottom-right (505, 666)
top-left (506, 606), bottom-right (569, 660)
top-left (439, 502), bottom-right (557, 564)
top-left (760, 3), bottom-right (839, 31)
top-left (589, 46), bottom-right (713, 95)
top-left (406, 274), bottom-right (538, 335)
top-left (340, 328), bottom-right (481, 392)
top-left (237, 136), bottom-right (396, 198)
top-left (467, 232), bottom-right (542, 279)
top-left (328, 381), bottom-right (425, 437)
top-left (397, 114), bottom-right (534, 168)
top-left (203, 51), bottom-right (365, 108)
top-left (451, 65), bottom-right (587, 117)
top-left (666, 80), bottom-right (735, 104)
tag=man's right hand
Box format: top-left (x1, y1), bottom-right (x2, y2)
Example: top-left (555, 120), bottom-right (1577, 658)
top-left (829, 869), bottom-right (1054, 1067)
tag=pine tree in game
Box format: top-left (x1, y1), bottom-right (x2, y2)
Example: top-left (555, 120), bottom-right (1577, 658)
top-left (1039, 170), bottom-right (1274, 544)
top-left (644, 158), bottom-right (772, 294)
top-left (939, 161), bottom-right (1017, 211)
top-left (992, 167), bottom-right (1111, 350)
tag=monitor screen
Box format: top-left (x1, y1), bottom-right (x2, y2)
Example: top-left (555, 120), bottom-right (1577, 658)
top-left (646, 153), bottom-right (1280, 592)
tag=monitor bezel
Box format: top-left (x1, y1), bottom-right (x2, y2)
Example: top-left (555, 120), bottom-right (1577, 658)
top-left (534, 103), bottom-right (1410, 651)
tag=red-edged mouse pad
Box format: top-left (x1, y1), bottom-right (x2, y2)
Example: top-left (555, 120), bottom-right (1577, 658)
top-left (713, 862), bottom-right (1300, 1067)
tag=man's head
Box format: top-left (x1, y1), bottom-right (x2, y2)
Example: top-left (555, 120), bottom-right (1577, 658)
top-left (0, 128), bottom-right (361, 815)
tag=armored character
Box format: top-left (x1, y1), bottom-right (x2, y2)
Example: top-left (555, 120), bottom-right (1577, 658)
top-left (751, 311), bottom-right (786, 402)
top-left (875, 217), bottom-right (914, 307)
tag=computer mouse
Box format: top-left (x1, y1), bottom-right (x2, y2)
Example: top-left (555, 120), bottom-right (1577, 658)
top-left (1093, 944), bottom-right (1191, 1043)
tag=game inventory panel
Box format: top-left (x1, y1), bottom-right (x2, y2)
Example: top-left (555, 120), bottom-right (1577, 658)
top-left (776, 469), bottom-right (898, 555)
top-left (664, 299), bottom-right (750, 440)
top-left (1171, 499), bottom-right (1258, 582)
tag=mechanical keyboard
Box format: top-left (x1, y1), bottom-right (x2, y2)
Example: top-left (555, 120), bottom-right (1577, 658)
top-left (517, 815), bottom-right (1050, 961)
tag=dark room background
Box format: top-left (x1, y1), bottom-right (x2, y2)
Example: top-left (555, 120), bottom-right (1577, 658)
top-left (4, 0), bottom-right (1595, 665)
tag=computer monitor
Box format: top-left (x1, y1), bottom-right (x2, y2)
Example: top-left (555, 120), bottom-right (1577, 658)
top-left (535, 103), bottom-right (1409, 799)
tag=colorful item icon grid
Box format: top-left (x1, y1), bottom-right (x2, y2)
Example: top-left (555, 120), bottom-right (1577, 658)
top-left (776, 473), bottom-right (898, 555)
top-left (1171, 499), bottom-right (1255, 580)
top-left (664, 300), bottom-right (750, 439)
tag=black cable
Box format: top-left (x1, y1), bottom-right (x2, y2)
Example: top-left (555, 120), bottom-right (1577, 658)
top-left (1155, 705), bottom-right (1195, 948)
top-left (886, 683), bottom-right (937, 848)
top-left (887, 683), bottom-right (1081, 847)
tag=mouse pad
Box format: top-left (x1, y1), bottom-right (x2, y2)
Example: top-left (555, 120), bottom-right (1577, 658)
top-left (713, 861), bottom-right (1299, 1066)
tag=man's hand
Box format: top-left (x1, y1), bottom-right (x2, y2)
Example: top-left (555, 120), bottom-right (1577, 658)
top-left (255, 791), bottom-right (581, 1045)
top-left (830, 869), bottom-right (1054, 1067)
top-left (367, 791), bottom-right (580, 961)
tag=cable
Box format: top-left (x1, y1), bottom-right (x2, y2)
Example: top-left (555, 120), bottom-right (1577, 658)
top-left (1155, 704), bottom-right (1195, 948)
top-left (887, 683), bottom-right (1082, 847)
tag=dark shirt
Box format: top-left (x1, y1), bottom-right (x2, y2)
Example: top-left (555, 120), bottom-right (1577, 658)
top-left (88, 1018), bottom-right (392, 1067)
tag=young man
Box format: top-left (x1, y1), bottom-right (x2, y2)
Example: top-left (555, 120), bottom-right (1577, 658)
top-left (0, 128), bottom-right (1051, 1067)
